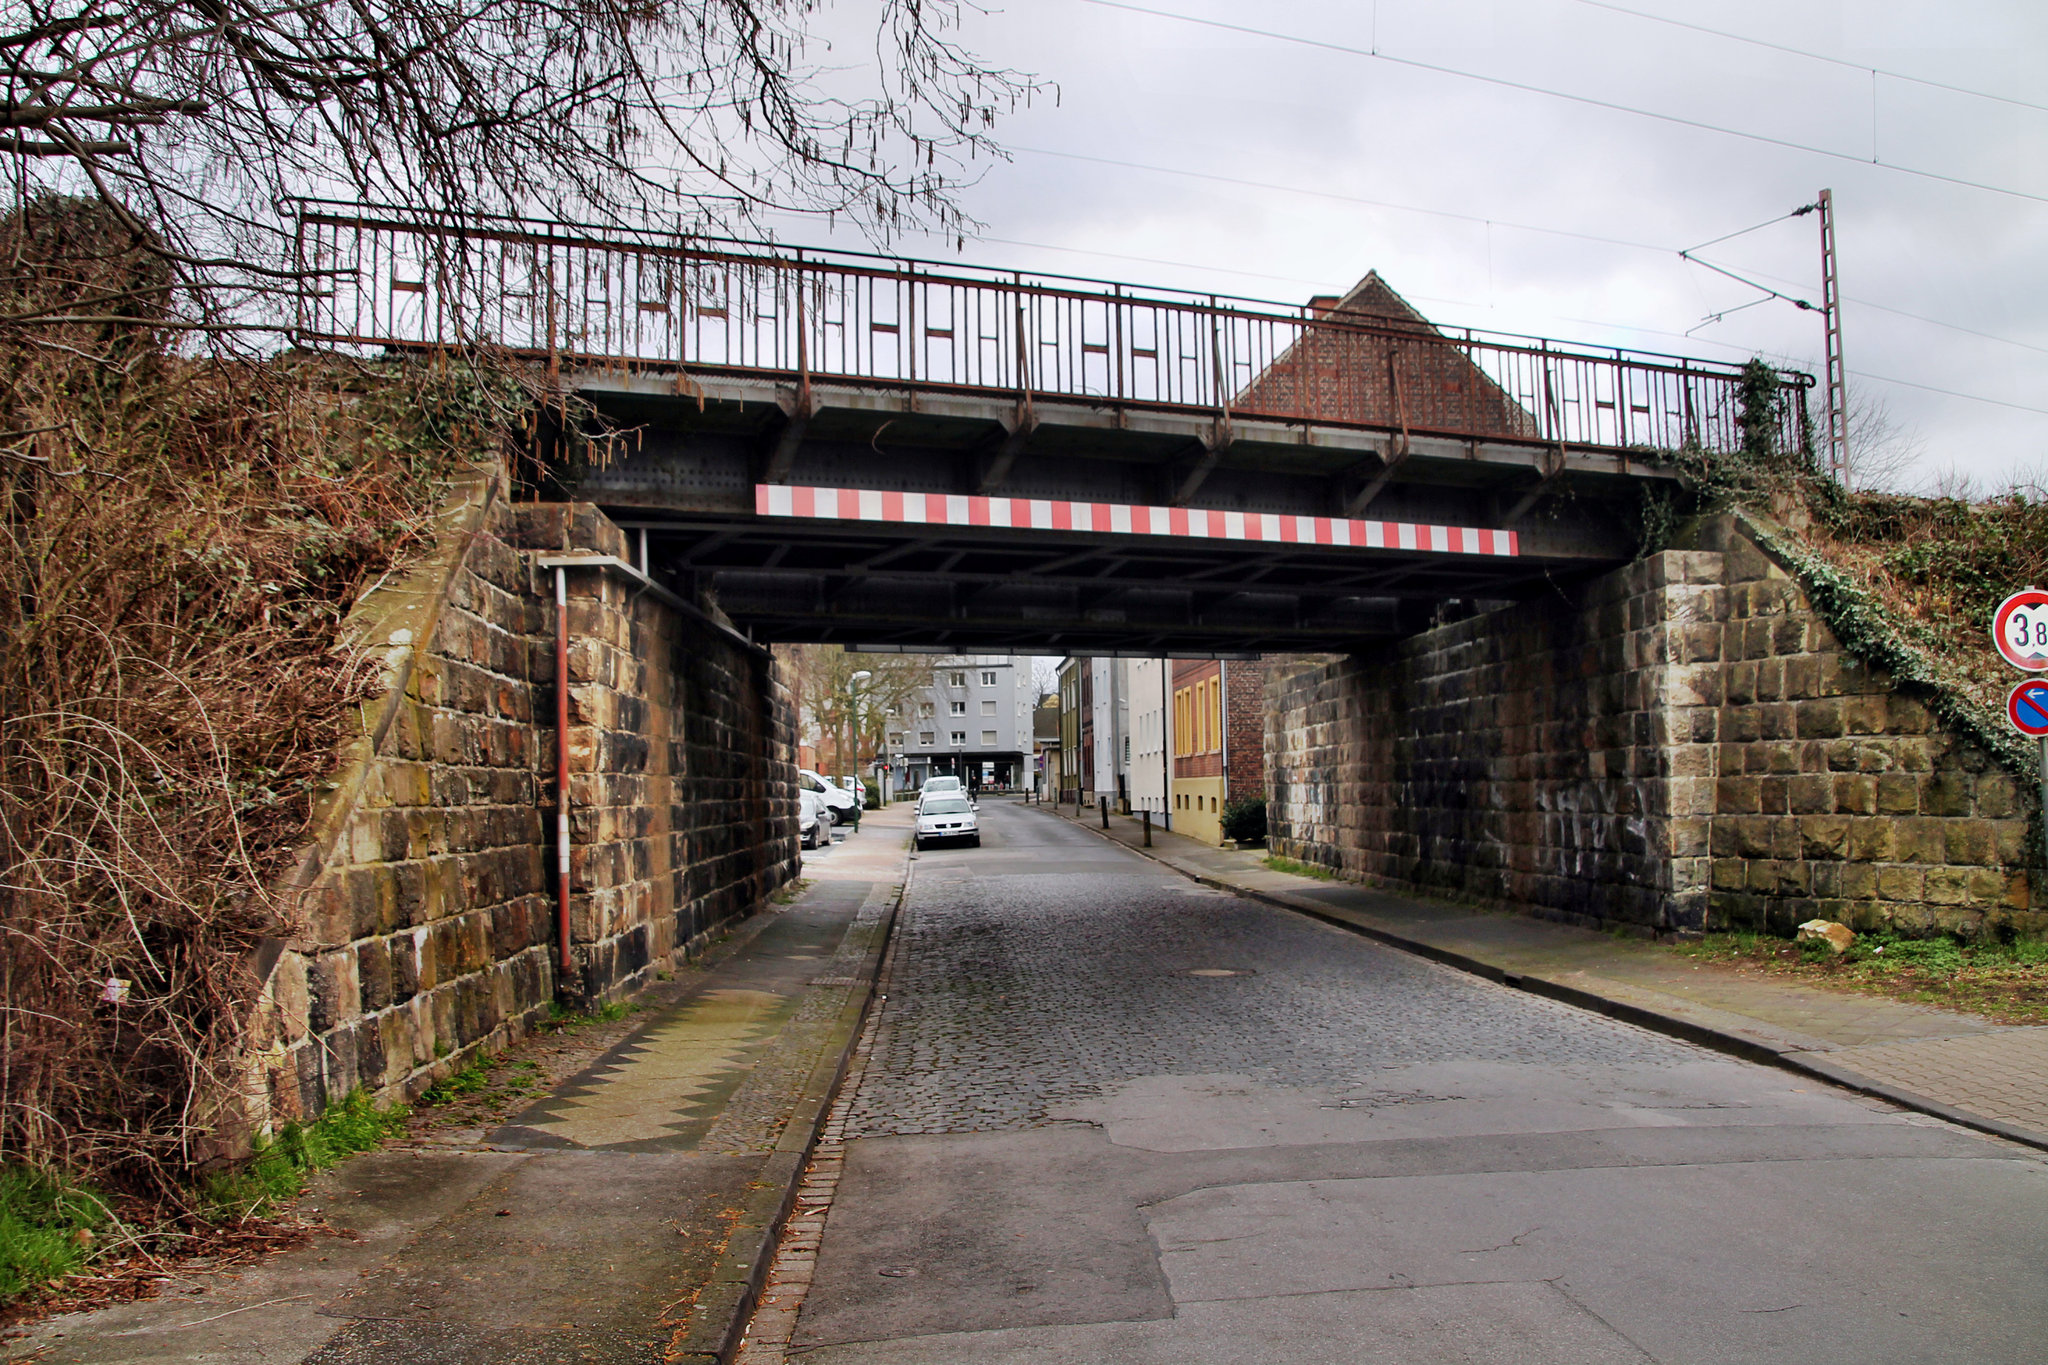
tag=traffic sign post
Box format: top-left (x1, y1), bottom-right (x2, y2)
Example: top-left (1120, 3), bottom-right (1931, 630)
top-left (2008, 678), bottom-right (2048, 849)
top-left (1995, 590), bottom-right (2048, 842)
top-left (1992, 588), bottom-right (2048, 671)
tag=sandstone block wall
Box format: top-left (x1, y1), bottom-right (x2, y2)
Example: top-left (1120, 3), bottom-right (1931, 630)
top-left (243, 479), bottom-right (796, 1133)
top-left (1266, 513), bottom-right (2036, 939)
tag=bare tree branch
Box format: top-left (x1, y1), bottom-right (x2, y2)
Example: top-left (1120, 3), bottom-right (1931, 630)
top-left (0, 0), bottom-right (1045, 340)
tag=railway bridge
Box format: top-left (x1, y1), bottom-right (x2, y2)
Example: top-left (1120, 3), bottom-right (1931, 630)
top-left (254, 206), bottom-right (2027, 1158)
top-left (294, 203), bottom-right (1811, 655)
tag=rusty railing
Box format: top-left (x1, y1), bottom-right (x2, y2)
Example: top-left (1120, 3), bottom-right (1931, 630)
top-left (292, 202), bottom-right (1811, 460)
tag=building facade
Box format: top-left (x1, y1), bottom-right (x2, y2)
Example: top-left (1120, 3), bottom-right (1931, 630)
top-left (1090, 657), bottom-right (1131, 810)
top-left (1057, 659), bottom-right (1084, 803)
top-left (884, 655), bottom-right (1037, 793)
top-left (1032, 693), bottom-right (1061, 799)
top-left (1170, 657), bottom-right (1265, 844)
top-left (1129, 657), bottom-right (1173, 825)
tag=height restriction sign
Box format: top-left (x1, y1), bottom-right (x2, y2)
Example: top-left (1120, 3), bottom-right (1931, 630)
top-left (1993, 588), bottom-right (2048, 670)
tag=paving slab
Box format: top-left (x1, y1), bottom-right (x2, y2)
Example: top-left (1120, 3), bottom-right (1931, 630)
top-left (1036, 801), bottom-right (2048, 1153)
top-left (12, 805), bottom-right (913, 1365)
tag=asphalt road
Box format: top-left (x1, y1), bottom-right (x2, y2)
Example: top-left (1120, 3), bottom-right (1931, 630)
top-left (786, 798), bottom-right (2048, 1364)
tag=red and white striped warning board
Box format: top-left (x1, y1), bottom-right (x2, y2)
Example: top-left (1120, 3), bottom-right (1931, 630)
top-left (755, 484), bottom-right (1518, 557)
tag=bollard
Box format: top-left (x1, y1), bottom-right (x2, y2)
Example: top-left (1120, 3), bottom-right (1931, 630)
top-left (1100, 796), bottom-right (1109, 829)
top-left (1142, 809), bottom-right (1152, 847)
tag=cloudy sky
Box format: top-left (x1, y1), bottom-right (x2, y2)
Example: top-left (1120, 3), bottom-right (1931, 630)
top-left (780, 0), bottom-right (2047, 493)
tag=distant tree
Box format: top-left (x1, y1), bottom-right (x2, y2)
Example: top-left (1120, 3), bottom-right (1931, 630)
top-left (784, 644), bottom-right (934, 778)
top-left (0, 0), bottom-right (1043, 337)
top-left (1844, 388), bottom-right (1928, 493)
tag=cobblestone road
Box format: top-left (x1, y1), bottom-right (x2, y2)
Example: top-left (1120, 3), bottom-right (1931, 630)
top-left (847, 866), bottom-right (1701, 1138)
top-left (764, 799), bottom-right (2048, 1365)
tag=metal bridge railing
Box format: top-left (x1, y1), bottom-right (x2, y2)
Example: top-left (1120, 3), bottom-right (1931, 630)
top-left (292, 202), bottom-right (1812, 461)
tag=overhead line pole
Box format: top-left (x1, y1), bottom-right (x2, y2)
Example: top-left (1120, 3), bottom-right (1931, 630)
top-left (1818, 189), bottom-right (1849, 485)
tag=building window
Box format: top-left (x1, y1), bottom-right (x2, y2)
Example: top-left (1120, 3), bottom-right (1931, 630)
top-left (888, 732), bottom-right (904, 746)
top-left (949, 671), bottom-right (967, 687)
top-left (981, 670), bottom-right (997, 686)
top-left (919, 701), bottom-right (935, 718)
top-left (950, 730), bottom-right (966, 746)
top-left (981, 729), bottom-right (998, 745)
top-left (981, 699), bottom-right (997, 716)
top-left (950, 700), bottom-right (967, 715)
top-left (919, 731), bottom-right (935, 745)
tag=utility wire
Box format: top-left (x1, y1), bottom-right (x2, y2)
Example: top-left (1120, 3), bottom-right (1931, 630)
top-left (1856, 372), bottom-right (2048, 417)
top-left (1680, 208), bottom-right (1812, 257)
top-left (1681, 254), bottom-right (1814, 310)
top-left (1570, 0), bottom-right (2048, 117)
top-left (1074, 0), bottom-right (2048, 207)
top-left (1018, 144), bottom-right (2048, 360)
top-left (1013, 145), bottom-right (1672, 254)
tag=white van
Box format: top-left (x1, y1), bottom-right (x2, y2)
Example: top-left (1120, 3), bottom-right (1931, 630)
top-left (799, 769), bottom-right (859, 819)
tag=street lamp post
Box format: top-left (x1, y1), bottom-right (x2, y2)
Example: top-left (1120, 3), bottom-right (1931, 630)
top-left (848, 670), bottom-right (872, 815)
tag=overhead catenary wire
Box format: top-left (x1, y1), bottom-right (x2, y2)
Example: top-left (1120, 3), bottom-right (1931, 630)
top-left (1010, 146), bottom-right (2048, 361)
top-left (1569, 0), bottom-right (2048, 118)
top-left (1073, 0), bottom-right (2048, 207)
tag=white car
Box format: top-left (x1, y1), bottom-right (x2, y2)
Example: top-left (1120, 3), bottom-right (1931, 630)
top-left (914, 795), bottom-right (980, 850)
top-left (798, 788), bottom-right (831, 849)
top-left (799, 769), bottom-right (860, 821)
top-left (916, 775), bottom-right (974, 812)
top-left (837, 774), bottom-right (869, 805)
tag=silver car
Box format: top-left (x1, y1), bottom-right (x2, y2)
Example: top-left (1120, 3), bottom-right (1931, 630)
top-left (914, 795), bottom-right (980, 850)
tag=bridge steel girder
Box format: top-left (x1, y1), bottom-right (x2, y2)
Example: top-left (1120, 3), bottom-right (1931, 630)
top-left (563, 371), bottom-right (1666, 652)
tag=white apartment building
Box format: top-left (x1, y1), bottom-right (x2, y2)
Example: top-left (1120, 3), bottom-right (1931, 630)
top-left (884, 655), bottom-right (1037, 792)
top-left (1128, 657), bottom-right (1173, 825)
top-left (1089, 656), bottom-right (1131, 809)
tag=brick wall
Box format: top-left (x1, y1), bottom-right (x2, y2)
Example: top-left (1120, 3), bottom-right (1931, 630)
top-left (1223, 659), bottom-right (1265, 801)
top-left (1265, 513), bottom-right (2038, 939)
top-left (242, 478), bottom-right (797, 1134)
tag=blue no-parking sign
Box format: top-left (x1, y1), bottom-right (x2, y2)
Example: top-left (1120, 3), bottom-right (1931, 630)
top-left (2008, 679), bottom-right (2048, 737)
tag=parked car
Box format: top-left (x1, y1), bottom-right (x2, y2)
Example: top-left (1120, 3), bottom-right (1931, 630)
top-left (838, 774), bottom-right (869, 805)
top-left (914, 795), bottom-right (980, 850)
top-left (917, 775), bottom-right (974, 812)
top-left (799, 769), bottom-right (859, 820)
top-left (799, 788), bottom-right (831, 849)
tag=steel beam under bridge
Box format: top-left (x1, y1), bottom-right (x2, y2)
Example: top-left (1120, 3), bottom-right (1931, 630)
top-left (571, 374), bottom-right (1663, 654)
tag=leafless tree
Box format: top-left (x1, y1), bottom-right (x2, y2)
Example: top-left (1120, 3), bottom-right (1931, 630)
top-left (1844, 387), bottom-right (1928, 493)
top-left (783, 644), bottom-right (934, 779)
top-left (0, 0), bottom-right (1043, 336)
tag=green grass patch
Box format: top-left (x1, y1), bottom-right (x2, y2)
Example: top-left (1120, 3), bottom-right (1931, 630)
top-left (1674, 930), bottom-right (2048, 1025)
top-left (0, 1165), bottom-right (110, 1303)
top-left (1262, 855), bottom-right (1340, 882)
top-left (541, 1000), bottom-right (635, 1034)
top-left (419, 1052), bottom-right (493, 1106)
top-left (198, 1089), bottom-right (408, 1220)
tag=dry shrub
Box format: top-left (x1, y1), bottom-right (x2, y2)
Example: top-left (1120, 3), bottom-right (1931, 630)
top-left (0, 200), bottom-right (514, 1194)
top-left (1811, 490), bottom-right (2048, 711)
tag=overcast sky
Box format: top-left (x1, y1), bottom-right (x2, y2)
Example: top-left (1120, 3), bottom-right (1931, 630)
top-left (778, 0), bottom-right (2048, 493)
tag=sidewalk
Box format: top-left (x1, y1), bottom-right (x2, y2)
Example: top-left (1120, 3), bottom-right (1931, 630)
top-left (1033, 800), bottom-right (2048, 1153)
top-left (14, 807), bottom-right (914, 1365)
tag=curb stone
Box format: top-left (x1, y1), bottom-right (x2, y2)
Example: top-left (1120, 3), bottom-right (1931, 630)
top-left (664, 873), bottom-right (908, 1365)
top-left (1033, 803), bottom-right (2048, 1158)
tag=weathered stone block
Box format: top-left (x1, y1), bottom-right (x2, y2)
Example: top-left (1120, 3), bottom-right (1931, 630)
top-left (1795, 698), bottom-right (1844, 740)
top-left (1878, 866), bottom-right (1926, 901)
top-left (1799, 816), bottom-right (1850, 861)
top-left (1876, 773), bottom-right (1920, 815)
